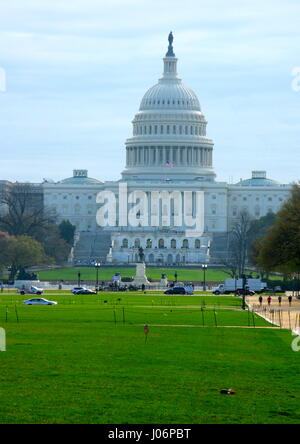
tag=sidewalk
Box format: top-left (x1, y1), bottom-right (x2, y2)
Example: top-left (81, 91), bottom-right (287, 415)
top-left (247, 295), bottom-right (300, 332)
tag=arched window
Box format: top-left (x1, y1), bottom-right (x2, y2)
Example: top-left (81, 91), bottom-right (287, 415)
top-left (134, 239), bottom-right (141, 248)
top-left (195, 239), bottom-right (201, 249)
top-left (167, 254), bottom-right (173, 265)
top-left (171, 239), bottom-right (177, 249)
top-left (159, 239), bottom-right (165, 249)
top-left (149, 254), bottom-right (155, 263)
top-left (122, 239), bottom-right (129, 248)
top-left (182, 239), bottom-right (189, 249)
top-left (146, 239), bottom-right (152, 249)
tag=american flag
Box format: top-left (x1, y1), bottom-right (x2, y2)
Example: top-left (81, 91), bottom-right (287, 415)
top-left (165, 161), bottom-right (174, 168)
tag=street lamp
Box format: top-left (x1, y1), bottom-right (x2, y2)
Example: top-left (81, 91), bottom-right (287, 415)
top-left (95, 262), bottom-right (101, 292)
top-left (241, 274), bottom-right (247, 310)
top-left (202, 264), bottom-right (208, 292)
top-left (77, 271), bottom-right (81, 288)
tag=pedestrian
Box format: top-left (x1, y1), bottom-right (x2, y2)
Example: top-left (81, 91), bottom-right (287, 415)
top-left (267, 296), bottom-right (272, 306)
top-left (278, 296), bottom-right (282, 307)
top-left (144, 324), bottom-right (149, 344)
top-left (259, 295), bottom-right (263, 306)
top-left (288, 295), bottom-right (293, 307)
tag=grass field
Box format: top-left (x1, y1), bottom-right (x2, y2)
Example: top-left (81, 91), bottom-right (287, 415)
top-left (0, 292), bottom-right (299, 424)
top-left (36, 267), bottom-right (276, 282)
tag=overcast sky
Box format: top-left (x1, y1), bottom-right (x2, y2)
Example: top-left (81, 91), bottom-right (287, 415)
top-left (0, 0), bottom-right (299, 185)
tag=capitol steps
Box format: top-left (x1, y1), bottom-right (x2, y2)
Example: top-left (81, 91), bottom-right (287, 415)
top-left (210, 233), bottom-right (229, 264)
top-left (72, 231), bottom-right (112, 265)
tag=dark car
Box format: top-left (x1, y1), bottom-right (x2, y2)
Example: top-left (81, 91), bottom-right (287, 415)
top-left (71, 287), bottom-right (97, 295)
top-left (164, 287), bottom-right (186, 295)
top-left (235, 289), bottom-right (256, 296)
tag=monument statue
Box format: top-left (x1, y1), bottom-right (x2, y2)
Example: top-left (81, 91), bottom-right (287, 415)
top-left (166, 31), bottom-right (175, 57)
top-left (138, 247), bottom-right (145, 263)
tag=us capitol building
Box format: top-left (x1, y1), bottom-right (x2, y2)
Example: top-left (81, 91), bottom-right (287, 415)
top-left (34, 34), bottom-right (291, 264)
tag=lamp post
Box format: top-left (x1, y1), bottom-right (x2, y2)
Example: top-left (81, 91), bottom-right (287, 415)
top-left (95, 262), bottom-right (101, 292)
top-left (77, 271), bottom-right (81, 288)
top-left (202, 264), bottom-right (208, 292)
top-left (241, 274), bottom-right (247, 310)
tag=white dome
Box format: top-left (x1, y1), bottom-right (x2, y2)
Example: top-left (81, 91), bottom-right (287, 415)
top-left (140, 80), bottom-right (201, 112)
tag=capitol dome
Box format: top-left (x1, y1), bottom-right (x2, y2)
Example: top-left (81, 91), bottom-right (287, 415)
top-left (140, 81), bottom-right (201, 112)
top-left (122, 33), bottom-right (215, 182)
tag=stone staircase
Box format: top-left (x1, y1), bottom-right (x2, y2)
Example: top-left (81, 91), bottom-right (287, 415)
top-left (210, 232), bottom-right (229, 264)
top-left (73, 231), bottom-right (112, 265)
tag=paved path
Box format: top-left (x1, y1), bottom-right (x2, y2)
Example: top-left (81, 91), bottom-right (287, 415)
top-left (135, 323), bottom-right (280, 330)
top-left (247, 295), bottom-right (300, 332)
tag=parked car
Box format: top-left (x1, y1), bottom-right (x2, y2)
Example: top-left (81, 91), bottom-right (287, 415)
top-left (19, 286), bottom-right (44, 296)
top-left (71, 287), bottom-right (97, 295)
top-left (235, 289), bottom-right (256, 296)
top-left (165, 287), bottom-right (186, 295)
top-left (23, 298), bottom-right (57, 306)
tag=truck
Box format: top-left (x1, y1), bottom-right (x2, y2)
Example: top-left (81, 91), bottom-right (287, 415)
top-left (213, 278), bottom-right (267, 295)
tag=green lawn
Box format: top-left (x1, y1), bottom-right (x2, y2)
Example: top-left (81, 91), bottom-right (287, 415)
top-left (36, 267), bottom-right (270, 282)
top-left (0, 293), bottom-right (299, 424)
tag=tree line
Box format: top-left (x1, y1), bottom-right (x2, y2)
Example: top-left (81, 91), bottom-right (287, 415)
top-left (223, 183), bottom-right (300, 282)
top-left (0, 183), bottom-right (76, 281)
top-left (0, 182), bottom-right (299, 283)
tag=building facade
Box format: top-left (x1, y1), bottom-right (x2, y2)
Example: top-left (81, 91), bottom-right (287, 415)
top-left (41, 35), bottom-right (292, 264)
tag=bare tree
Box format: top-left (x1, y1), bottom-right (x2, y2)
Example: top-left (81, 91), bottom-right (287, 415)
top-left (0, 183), bottom-right (56, 237)
top-left (223, 210), bottom-right (253, 277)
